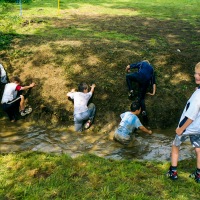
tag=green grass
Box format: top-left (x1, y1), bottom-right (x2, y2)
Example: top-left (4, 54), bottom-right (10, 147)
top-left (0, 1), bottom-right (200, 199)
top-left (0, 152), bottom-right (200, 199)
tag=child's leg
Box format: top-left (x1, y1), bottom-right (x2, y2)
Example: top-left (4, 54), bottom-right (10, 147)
top-left (171, 145), bottom-right (180, 167)
top-left (88, 103), bottom-right (96, 121)
top-left (195, 147), bottom-right (200, 169)
top-left (74, 112), bottom-right (89, 132)
top-left (126, 73), bottom-right (139, 92)
top-left (19, 95), bottom-right (25, 111)
top-left (74, 121), bottom-right (83, 132)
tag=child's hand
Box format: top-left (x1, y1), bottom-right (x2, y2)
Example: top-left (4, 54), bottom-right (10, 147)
top-left (176, 127), bottom-right (183, 136)
top-left (71, 88), bottom-right (75, 92)
top-left (90, 84), bottom-right (96, 88)
top-left (30, 83), bottom-right (35, 87)
top-left (148, 130), bottom-right (152, 134)
top-left (125, 65), bottom-right (131, 73)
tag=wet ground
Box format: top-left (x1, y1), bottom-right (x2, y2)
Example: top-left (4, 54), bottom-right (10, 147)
top-left (0, 118), bottom-right (196, 162)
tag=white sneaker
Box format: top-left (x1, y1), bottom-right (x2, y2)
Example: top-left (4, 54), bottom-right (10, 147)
top-left (20, 107), bottom-right (32, 116)
top-left (84, 120), bottom-right (92, 129)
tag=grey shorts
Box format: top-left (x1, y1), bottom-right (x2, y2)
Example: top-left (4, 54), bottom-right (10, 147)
top-left (173, 134), bottom-right (200, 148)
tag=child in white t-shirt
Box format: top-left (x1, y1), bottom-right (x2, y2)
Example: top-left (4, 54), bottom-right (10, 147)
top-left (167, 62), bottom-right (200, 183)
top-left (67, 82), bottom-right (96, 132)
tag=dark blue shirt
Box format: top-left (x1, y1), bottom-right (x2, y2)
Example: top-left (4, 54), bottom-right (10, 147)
top-left (130, 61), bottom-right (155, 83)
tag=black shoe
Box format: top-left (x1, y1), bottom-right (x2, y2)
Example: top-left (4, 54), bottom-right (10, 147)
top-left (166, 169), bottom-right (178, 180)
top-left (189, 171), bottom-right (200, 183)
top-left (128, 91), bottom-right (134, 99)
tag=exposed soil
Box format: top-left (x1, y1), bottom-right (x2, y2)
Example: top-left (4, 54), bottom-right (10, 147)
top-left (0, 10), bottom-right (199, 131)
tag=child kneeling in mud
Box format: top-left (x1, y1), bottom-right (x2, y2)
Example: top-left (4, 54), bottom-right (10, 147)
top-left (114, 100), bottom-right (152, 146)
top-left (67, 82), bottom-right (96, 132)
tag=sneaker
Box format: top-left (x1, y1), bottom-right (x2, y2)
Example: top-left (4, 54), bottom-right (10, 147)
top-left (142, 111), bottom-right (147, 116)
top-left (166, 169), bottom-right (178, 180)
top-left (84, 120), bottom-right (92, 129)
top-left (20, 107), bottom-right (32, 116)
top-left (128, 90), bottom-right (134, 99)
top-left (189, 171), bottom-right (200, 183)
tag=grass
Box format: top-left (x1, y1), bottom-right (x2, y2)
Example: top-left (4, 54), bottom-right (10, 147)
top-left (0, 152), bottom-right (200, 199)
top-left (0, 1), bottom-right (200, 197)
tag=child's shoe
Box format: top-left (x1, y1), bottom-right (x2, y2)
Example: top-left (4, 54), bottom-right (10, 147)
top-left (189, 171), bottom-right (200, 183)
top-left (128, 90), bottom-right (134, 99)
top-left (84, 120), bottom-right (92, 129)
top-left (20, 107), bottom-right (32, 116)
top-left (166, 168), bottom-right (178, 180)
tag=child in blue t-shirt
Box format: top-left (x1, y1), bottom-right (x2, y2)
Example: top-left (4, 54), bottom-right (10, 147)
top-left (114, 100), bottom-right (152, 146)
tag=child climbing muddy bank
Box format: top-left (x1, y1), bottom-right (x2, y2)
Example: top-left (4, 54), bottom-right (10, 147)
top-left (1, 76), bottom-right (35, 122)
top-left (67, 82), bottom-right (96, 132)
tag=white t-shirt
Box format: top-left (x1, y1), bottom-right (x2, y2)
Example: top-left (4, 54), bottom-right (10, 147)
top-left (68, 91), bottom-right (92, 114)
top-left (179, 88), bottom-right (200, 135)
top-left (1, 83), bottom-right (20, 103)
top-left (0, 64), bottom-right (6, 77)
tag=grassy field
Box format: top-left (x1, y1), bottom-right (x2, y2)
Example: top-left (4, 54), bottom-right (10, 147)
top-left (0, 152), bottom-right (200, 199)
top-left (0, 1), bottom-right (200, 199)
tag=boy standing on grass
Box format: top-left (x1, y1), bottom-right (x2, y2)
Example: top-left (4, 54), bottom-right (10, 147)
top-left (113, 100), bottom-right (152, 146)
top-left (167, 62), bottom-right (200, 183)
top-left (1, 76), bottom-right (35, 122)
top-left (67, 82), bottom-right (96, 132)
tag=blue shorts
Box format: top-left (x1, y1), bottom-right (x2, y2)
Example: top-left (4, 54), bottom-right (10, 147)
top-left (173, 134), bottom-right (200, 148)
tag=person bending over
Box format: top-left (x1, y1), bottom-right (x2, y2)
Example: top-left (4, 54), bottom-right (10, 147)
top-left (1, 76), bottom-right (35, 122)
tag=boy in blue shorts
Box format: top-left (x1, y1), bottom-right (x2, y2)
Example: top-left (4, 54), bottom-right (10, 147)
top-left (167, 62), bottom-right (200, 183)
top-left (113, 100), bottom-right (152, 146)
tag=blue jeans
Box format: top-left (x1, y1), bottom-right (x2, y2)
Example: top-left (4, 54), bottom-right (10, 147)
top-left (74, 103), bottom-right (96, 132)
top-left (126, 73), bottom-right (150, 112)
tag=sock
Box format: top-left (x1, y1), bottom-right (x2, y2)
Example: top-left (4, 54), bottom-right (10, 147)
top-left (170, 166), bottom-right (177, 171)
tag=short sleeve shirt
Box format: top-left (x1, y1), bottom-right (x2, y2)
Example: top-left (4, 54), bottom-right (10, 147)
top-left (179, 88), bottom-right (200, 135)
top-left (116, 111), bottom-right (142, 137)
top-left (68, 91), bottom-right (92, 114)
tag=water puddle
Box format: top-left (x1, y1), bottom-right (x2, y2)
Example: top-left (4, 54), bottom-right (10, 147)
top-left (0, 119), bottom-right (195, 161)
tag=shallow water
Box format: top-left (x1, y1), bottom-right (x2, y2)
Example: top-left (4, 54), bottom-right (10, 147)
top-left (0, 119), bottom-right (195, 161)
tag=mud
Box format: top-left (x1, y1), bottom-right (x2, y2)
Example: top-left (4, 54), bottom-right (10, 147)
top-left (0, 119), bottom-right (195, 161)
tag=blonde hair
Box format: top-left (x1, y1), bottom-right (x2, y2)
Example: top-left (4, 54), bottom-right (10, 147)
top-left (195, 62), bottom-right (200, 70)
top-left (143, 60), bottom-right (150, 64)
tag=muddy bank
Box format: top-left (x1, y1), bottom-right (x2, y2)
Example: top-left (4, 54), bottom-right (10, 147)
top-left (0, 119), bottom-right (195, 161)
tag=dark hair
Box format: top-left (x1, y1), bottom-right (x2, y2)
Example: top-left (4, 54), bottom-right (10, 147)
top-left (130, 100), bottom-right (141, 112)
top-left (10, 76), bottom-right (21, 84)
top-left (78, 82), bottom-right (88, 92)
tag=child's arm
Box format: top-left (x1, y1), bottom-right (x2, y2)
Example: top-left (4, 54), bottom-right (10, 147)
top-left (176, 118), bottom-right (193, 135)
top-left (67, 89), bottom-right (75, 97)
top-left (21, 83), bottom-right (35, 90)
top-left (147, 84), bottom-right (156, 95)
top-left (125, 62), bottom-right (140, 72)
top-left (139, 125), bottom-right (152, 135)
top-left (90, 84), bottom-right (96, 93)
